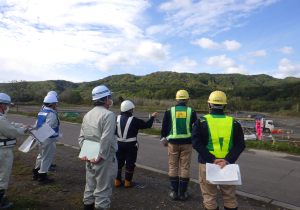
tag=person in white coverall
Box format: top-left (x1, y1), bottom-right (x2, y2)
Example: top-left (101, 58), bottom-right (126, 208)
top-left (32, 94), bottom-right (60, 184)
top-left (44, 90), bottom-right (59, 172)
top-left (0, 93), bottom-right (30, 209)
top-left (78, 85), bottom-right (117, 210)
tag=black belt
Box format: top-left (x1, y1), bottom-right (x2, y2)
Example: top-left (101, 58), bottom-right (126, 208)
top-left (0, 138), bottom-right (17, 147)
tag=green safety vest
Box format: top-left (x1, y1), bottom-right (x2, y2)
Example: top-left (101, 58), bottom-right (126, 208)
top-left (204, 114), bottom-right (234, 158)
top-left (167, 106), bottom-right (192, 139)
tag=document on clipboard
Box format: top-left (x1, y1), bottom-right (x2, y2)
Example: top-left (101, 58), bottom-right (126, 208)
top-left (206, 163), bottom-right (242, 185)
top-left (30, 123), bottom-right (56, 143)
top-left (18, 136), bottom-right (38, 153)
top-left (78, 140), bottom-right (100, 161)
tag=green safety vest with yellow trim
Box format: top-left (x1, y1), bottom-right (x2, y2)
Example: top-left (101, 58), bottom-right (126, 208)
top-left (204, 114), bottom-right (234, 158)
top-left (167, 106), bottom-right (192, 139)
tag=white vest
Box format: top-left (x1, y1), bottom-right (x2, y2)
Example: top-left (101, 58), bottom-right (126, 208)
top-left (116, 115), bottom-right (137, 142)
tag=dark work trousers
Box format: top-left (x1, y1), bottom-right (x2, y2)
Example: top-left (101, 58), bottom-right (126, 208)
top-left (116, 141), bottom-right (138, 181)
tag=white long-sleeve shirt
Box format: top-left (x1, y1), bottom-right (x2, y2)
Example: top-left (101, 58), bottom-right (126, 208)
top-left (78, 106), bottom-right (117, 160)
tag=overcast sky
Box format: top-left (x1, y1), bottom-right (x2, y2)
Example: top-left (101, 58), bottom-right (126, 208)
top-left (0, 0), bottom-right (299, 82)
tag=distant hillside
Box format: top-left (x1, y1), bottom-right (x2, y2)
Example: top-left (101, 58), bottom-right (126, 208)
top-left (0, 72), bottom-right (299, 112)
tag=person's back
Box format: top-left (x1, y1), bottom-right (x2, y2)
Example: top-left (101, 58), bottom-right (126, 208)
top-left (78, 85), bottom-right (117, 210)
top-left (192, 90), bottom-right (245, 210)
top-left (160, 90), bottom-right (197, 201)
top-left (80, 106), bottom-right (117, 157)
top-left (115, 100), bottom-right (157, 188)
top-left (116, 112), bottom-right (155, 141)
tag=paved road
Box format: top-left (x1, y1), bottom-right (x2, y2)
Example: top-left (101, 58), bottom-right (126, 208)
top-left (9, 114), bottom-right (300, 208)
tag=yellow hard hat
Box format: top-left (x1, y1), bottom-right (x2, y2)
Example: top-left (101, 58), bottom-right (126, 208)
top-left (176, 90), bottom-right (189, 100)
top-left (208, 90), bottom-right (227, 105)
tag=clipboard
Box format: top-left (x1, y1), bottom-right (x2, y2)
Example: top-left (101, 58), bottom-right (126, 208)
top-left (18, 136), bottom-right (38, 153)
top-left (78, 140), bottom-right (100, 161)
top-left (30, 123), bottom-right (56, 142)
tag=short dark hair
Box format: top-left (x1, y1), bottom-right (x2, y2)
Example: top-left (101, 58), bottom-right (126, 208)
top-left (209, 103), bottom-right (225, 110)
top-left (177, 99), bottom-right (188, 104)
top-left (93, 95), bottom-right (111, 106)
top-left (44, 103), bottom-right (56, 108)
top-left (93, 100), bottom-right (106, 106)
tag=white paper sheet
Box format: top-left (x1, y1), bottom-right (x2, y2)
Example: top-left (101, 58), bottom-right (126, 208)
top-left (78, 140), bottom-right (100, 161)
top-left (30, 123), bottom-right (55, 142)
top-left (18, 136), bottom-right (38, 153)
top-left (209, 165), bottom-right (242, 185)
top-left (206, 163), bottom-right (240, 183)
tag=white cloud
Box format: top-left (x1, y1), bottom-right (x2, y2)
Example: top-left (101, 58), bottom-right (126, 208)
top-left (0, 0), bottom-right (171, 81)
top-left (136, 40), bottom-right (167, 61)
top-left (249, 50), bottom-right (267, 57)
top-left (95, 40), bottom-right (168, 71)
top-left (278, 46), bottom-right (294, 54)
top-left (156, 0), bottom-right (279, 35)
top-left (192, 38), bottom-right (241, 51)
top-left (192, 38), bottom-right (219, 49)
top-left (206, 55), bottom-right (247, 74)
top-left (170, 57), bottom-right (198, 73)
top-left (275, 58), bottom-right (300, 78)
top-left (223, 40), bottom-right (241, 51)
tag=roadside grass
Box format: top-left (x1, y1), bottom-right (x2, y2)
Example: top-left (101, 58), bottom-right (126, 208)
top-left (273, 110), bottom-right (300, 117)
top-left (10, 110), bottom-right (83, 124)
top-left (246, 140), bottom-right (300, 155)
top-left (31, 183), bottom-right (64, 194)
top-left (10, 110), bottom-right (36, 117)
top-left (141, 128), bottom-right (300, 156)
top-left (8, 144), bottom-right (84, 209)
top-left (11, 197), bottom-right (42, 208)
top-left (141, 128), bottom-right (161, 136)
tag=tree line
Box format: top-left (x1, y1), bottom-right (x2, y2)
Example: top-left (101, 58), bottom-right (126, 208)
top-left (0, 72), bottom-right (299, 113)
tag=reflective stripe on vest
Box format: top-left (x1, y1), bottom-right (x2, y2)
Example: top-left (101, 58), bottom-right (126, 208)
top-left (204, 114), bottom-right (233, 158)
top-left (167, 106), bottom-right (192, 139)
top-left (116, 115), bottom-right (136, 142)
top-left (36, 109), bottom-right (60, 138)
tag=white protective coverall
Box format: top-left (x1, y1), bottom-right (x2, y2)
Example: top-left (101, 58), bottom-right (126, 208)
top-left (79, 106), bottom-right (117, 209)
top-left (34, 107), bottom-right (59, 173)
top-left (0, 113), bottom-right (26, 190)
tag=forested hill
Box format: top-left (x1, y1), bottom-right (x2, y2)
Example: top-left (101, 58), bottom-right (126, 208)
top-left (0, 72), bottom-right (299, 112)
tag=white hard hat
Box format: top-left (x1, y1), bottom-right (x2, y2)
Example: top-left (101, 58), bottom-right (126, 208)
top-left (121, 100), bottom-right (135, 112)
top-left (47, 90), bottom-right (58, 97)
top-left (43, 94), bottom-right (58, 103)
top-left (0, 93), bottom-right (12, 104)
top-left (92, 85), bottom-right (112, 101)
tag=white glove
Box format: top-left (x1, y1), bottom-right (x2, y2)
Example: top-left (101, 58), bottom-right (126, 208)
top-left (160, 137), bottom-right (168, 147)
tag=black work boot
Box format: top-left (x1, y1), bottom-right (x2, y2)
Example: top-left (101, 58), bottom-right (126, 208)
top-left (32, 168), bottom-right (39, 181)
top-left (169, 176), bottom-right (179, 200)
top-left (38, 173), bottom-right (54, 185)
top-left (224, 207), bottom-right (238, 210)
top-left (0, 189), bottom-right (13, 209)
top-left (179, 177), bottom-right (189, 201)
top-left (83, 203), bottom-right (94, 210)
